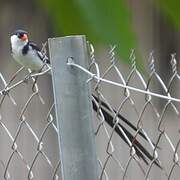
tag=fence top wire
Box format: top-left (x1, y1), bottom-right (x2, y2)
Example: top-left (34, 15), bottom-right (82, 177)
top-left (67, 48), bottom-right (180, 103)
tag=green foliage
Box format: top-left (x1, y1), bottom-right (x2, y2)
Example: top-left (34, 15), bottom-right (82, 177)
top-left (37, 0), bottom-right (137, 63)
top-left (36, 0), bottom-right (180, 67)
top-left (156, 0), bottom-right (180, 29)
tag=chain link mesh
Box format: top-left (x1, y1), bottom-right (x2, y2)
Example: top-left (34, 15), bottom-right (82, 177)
top-left (86, 44), bottom-right (180, 180)
top-left (0, 46), bottom-right (61, 179)
top-left (0, 41), bottom-right (180, 180)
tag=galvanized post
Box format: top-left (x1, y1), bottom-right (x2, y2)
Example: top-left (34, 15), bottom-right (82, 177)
top-left (48, 36), bottom-right (98, 180)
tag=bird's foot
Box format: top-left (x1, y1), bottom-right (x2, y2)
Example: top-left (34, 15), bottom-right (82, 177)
top-left (24, 73), bottom-right (32, 83)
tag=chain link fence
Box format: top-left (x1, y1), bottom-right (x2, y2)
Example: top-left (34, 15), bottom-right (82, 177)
top-left (87, 45), bottom-right (180, 180)
top-left (0, 36), bottom-right (180, 180)
top-left (0, 49), bottom-right (60, 179)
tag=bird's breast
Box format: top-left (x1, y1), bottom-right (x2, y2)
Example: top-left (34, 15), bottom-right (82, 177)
top-left (12, 48), bottom-right (44, 71)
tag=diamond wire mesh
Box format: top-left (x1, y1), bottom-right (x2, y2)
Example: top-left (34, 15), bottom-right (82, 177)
top-left (85, 45), bottom-right (180, 180)
top-left (0, 41), bottom-right (180, 180)
top-left (0, 56), bottom-right (61, 178)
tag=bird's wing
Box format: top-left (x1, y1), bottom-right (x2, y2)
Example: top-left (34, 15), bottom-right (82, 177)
top-left (29, 41), bottom-right (41, 51)
top-left (29, 41), bottom-right (50, 64)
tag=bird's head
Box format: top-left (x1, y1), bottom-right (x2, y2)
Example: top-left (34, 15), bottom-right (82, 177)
top-left (10, 29), bottom-right (28, 48)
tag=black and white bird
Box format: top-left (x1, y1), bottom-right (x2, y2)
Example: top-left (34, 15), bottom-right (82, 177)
top-left (10, 29), bottom-right (50, 72)
top-left (10, 29), bottom-right (160, 167)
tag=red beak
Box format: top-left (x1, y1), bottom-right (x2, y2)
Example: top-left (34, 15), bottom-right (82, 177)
top-left (20, 34), bottom-right (28, 41)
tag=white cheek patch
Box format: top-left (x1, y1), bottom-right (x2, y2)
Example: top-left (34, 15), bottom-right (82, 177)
top-left (10, 35), bottom-right (27, 49)
top-left (10, 35), bottom-right (18, 46)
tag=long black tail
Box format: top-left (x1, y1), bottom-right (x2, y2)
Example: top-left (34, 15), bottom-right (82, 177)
top-left (92, 94), bottom-right (161, 167)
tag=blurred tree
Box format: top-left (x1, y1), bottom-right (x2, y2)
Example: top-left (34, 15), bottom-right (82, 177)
top-left (37, 0), bottom-right (137, 64)
top-left (36, 0), bottom-right (180, 70)
top-left (156, 0), bottom-right (180, 29)
top-left (151, 0), bottom-right (180, 84)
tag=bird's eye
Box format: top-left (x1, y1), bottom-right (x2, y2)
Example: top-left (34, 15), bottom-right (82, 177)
top-left (18, 33), bottom-right (24, 38)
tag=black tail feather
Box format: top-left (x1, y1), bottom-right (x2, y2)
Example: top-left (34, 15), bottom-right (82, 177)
top-left (92, 94), bottom-right (161, 167)
top-left (92, 95), bottom-right (149, 141)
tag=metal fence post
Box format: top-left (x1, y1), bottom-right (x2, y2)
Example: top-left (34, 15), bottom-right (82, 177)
top-left (48, 36), bottom-right (98, 180)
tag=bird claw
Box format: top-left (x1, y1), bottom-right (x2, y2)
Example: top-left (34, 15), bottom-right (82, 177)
top-left (2, 89), bottom-right (9, 95)
top-left (24, 73), bottom-right (32, 83)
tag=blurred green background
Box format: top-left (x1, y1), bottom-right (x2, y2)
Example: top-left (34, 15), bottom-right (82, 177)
top-left (0, 0), bottom-right (180, 78)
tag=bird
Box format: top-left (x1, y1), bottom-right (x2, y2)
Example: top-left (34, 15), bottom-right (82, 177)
top-left (10, 29), bottom-right (160, 167)
top-left (10, 29), bottom-right (50, 73)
